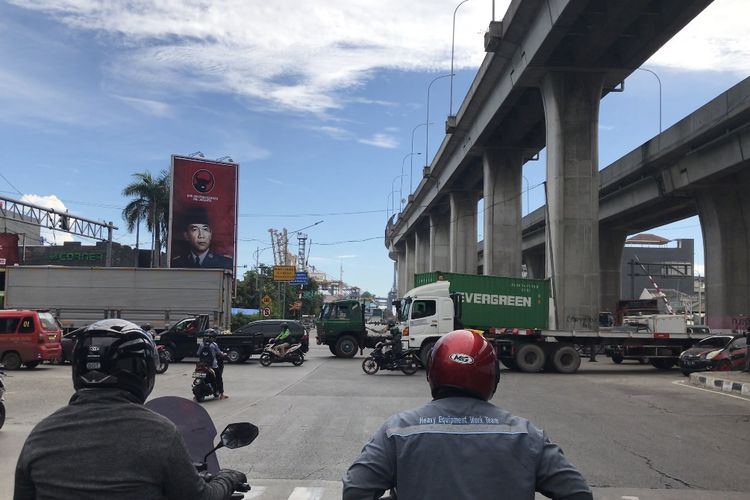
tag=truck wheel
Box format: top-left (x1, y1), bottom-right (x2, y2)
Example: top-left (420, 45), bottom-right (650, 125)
top-left (335, 336), bottom-right (358, 358)
top-left (1, 352), bottom-right (22, 371)
top-left (611, 352), bottom-right (624, 364)
top-left (515, 344), bottom-right (545, 373)
top-left (420, 341), bottom-right (436, 367)
top-left (226, 348), bottom-right (243, 364)
top-left (24, 361), bottom-right (41, 369)
top-left (551, 346), bottom-right (580, 374)
top-left (650, 358), bottom-right (676, 370)
top-left (328, 345), bottom-right (337, 355)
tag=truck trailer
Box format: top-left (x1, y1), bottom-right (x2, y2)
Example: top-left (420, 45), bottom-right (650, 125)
top-left (395, 271), bottom-right (712, 373)
top-left (3, 266), bottom-right (232, 333)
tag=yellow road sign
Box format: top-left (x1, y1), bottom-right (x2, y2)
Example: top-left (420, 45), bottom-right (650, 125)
top-left (273, 265), bottom-right (296, 281)
top-left (261, 295), bottom-right (272, 305)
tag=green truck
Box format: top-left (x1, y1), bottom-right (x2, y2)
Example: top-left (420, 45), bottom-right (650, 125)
top-left (315, 300), bottom-right (391, 357)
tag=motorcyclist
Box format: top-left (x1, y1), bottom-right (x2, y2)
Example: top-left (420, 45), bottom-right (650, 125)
top-left (343, 329), bottom-right (593, 500)
top-left (382, 329), bottom-right (402, 366)
top-left (14, 319), bottom-right (246, 500)
top-left (271, 322), bottom-right (291, 358)
top-left (197, 330), bottom-right (228, 400)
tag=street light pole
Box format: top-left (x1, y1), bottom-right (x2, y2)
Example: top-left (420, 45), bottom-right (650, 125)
top-left (450, 0), bottom-right (471, 117)
top-left (400, 152), bottom-right (420, 211)
top-left (636, 67), bottom-right (662, 148)
top-left (426, 73), bottom-right (453, 168)
top-left (522, 175), bottom-right (530, 216)
top-left (410, 124), bottom-right (429, 193)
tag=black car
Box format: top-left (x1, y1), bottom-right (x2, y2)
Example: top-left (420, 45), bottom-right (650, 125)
top-left (219, 320), bottom-right (309, 363)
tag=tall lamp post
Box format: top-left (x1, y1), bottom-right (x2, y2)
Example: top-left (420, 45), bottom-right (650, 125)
top-left (636, 67), bottom-right (662, 148)
top-left (449, 0), bottom-right (471, 118)
top-left (426, 73), bottom-right (453, 169)
top-left (410, 124), bottom-right (429, 194)
top-left (522, 175), bottom-right (530, 216)
top-left (400, 152), bottom-right (421, 211)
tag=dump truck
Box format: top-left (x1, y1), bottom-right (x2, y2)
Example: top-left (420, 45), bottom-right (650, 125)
top-left (395, 271), bottom-right (712, 373)
top-left (3, 266), bottom-right (232, 333)
top-left (315, 299), bottom-right (391, 357)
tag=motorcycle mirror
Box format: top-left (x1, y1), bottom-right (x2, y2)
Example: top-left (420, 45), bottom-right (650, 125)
top-left (202, 422), bottom-right (259, 463)
top-left (221, 423), bottom-right (259, 449)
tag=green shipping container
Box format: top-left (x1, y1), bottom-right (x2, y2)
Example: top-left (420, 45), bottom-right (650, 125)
top-left (414, 271), bottom-right (549, 330)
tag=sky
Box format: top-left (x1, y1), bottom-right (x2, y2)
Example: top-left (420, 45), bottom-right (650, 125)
top-left (0, 0), bottom-right (748, 296)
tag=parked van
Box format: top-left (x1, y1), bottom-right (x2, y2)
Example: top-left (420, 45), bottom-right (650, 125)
top-left (0, 310), bottom-right (63, 370)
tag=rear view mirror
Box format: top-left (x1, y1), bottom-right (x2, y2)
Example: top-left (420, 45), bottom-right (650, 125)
top-left (221, 423), bottom-right (259, 449)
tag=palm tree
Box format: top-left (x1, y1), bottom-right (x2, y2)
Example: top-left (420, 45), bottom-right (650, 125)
top-left (122, 170), bottom-right (170, 267)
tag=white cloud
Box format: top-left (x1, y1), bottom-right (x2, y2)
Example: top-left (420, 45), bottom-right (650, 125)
top-left (694, 264), bottom-right (705, 276)
top-left (649, 0), bottom-right (750, 73)
top-left (265, 178), bottom-right (282, 185)
top-left (357, 133), bottom-right (398, 149)
top-left (20, 194), bottom-right (75, 244)
top-left (112, 94), bottom-right (171, 116)
top-left (7, 0), bottom-right (748, 120)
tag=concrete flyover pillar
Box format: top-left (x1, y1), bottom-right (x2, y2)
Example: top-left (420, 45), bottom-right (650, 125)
top-left (541, 71), bottom-right (604, 330)
top-left (394, 245), bottom-right (406, 297)
top-left (414, 224), bottom-right (430, 276)
top-left (449, 191), bottom-right (479, 274)
top-left (483, 149), bottom-right (523, 277)
top-left (429, 210), bottom-right (450, 272)
top-left (404, 234), bottom-right (416, 292)
top-left (600, 229), bottom-right (627, 318)
top-left (696, 171), bottom-right (750, 329)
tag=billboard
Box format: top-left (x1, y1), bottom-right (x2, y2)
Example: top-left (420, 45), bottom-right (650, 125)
top-left (168, 156), bottom-right (238, 275)
top-left (0, 233), bottom-right (20, 266)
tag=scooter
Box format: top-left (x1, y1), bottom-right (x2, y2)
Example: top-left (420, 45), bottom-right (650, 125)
top-left (191, 362), bottom-right (221, 402)
top-left (156, 345), bottom-right (169, 374)
top-left (0, 365), bottom-right (6, 430)
top-left (362, 341), bottom-right (421, 375)
top-left (259, 340), bottom-right (305, 367)
top-left (145, 396), bottom-right (257, 499)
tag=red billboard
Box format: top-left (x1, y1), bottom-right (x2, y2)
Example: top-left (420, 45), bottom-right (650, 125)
top-left (168, 156), bottom-right (238, 275)
top-left (0, 233), bottom-right (20, 266)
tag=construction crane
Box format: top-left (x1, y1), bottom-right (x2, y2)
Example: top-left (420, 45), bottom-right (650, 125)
top-left (633, 255), bottom-right (675, 315)
top-left (268, 228), bottom-right (289, 266)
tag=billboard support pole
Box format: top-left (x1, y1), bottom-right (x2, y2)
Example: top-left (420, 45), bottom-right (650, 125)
top-left (106, 222), bottom-right (113, 267)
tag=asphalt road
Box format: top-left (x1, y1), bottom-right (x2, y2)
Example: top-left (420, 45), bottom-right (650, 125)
top-left (1, 341), bottom-right (748, 499)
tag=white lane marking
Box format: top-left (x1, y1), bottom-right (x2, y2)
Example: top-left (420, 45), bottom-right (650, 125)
top-left (622, 496), bottom-right (640, 499)
top-left (288, 487), bottom-right (323, 500)
top-left (672, 380), bottom-right (749, 401)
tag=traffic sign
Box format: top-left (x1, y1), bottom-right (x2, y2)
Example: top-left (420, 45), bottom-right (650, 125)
top-left (261, 295), bottom-right (272, 305)
top-left (262, 307), bottom-right (271, 317)
top-left (273, 265), bottom-right (296, 281)
top-left (289, 300), bottom-right (302, 311)
top-left (289, 271), bottom-right (309, 285)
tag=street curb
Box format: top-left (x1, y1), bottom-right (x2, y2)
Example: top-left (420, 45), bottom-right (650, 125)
top-left (689, 372), bottom-right (750, 398)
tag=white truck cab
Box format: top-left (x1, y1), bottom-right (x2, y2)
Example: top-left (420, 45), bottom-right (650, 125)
top-left (396, 281), bottom-right (459, 363)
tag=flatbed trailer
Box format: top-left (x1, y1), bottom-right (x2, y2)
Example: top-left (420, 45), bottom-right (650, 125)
top-left (487, 327), bottom-right (714, 373)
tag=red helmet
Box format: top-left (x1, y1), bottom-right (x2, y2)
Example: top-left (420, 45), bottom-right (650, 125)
top-left (427, 330), bottom-right (499, 401)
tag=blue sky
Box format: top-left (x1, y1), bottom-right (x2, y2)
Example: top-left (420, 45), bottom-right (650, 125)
top-left (1, 0), bottom-right (748, 296)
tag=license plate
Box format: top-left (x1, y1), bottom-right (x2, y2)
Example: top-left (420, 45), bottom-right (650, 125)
top-left (48, 335), bottom-right (56, 341)
top-left (192, 372), bottom-right (207, 379)
top-left (684, 361), bottom-right (694, 366)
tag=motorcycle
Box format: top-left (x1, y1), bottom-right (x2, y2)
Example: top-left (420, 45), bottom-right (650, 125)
top-left (145, 396), bottom-right (257, 499)
top-left (191, 362), bottom-right (221, 402)
top-left (156, 344), bottom-right (169, 374)
top-left (362, 341), bottom-right (421, 375)
top-left (0, 365), bottom-right (6, 430)
top-left (259, 340), bottom-right (305, 367)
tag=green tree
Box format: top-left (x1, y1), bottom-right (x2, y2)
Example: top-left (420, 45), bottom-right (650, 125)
top-left (122, 170), bottom-right (170, 267)
top-left (232, 269), bottom-right (324, 319)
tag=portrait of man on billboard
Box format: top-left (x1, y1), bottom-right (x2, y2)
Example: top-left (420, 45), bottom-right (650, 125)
top-left (168, 155), bottom-right (238, 274)
top-left (171, 206), bottom-right (232, 269)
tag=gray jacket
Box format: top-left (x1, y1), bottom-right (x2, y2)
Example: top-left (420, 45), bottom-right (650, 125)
top-left (14, 389), bottom-right (236, 500)
top-left (343, 397), bottom-right (592, 500)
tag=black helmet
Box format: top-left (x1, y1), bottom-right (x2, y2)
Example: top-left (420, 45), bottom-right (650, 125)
top-left (204, 328), bottom-right (217, 341)
top-left (141, 323), bottom-right (152, 331)
top-left (72, 319), bottom-right (158, 403)
top-left (281, 322), bottom-right (289, 328)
